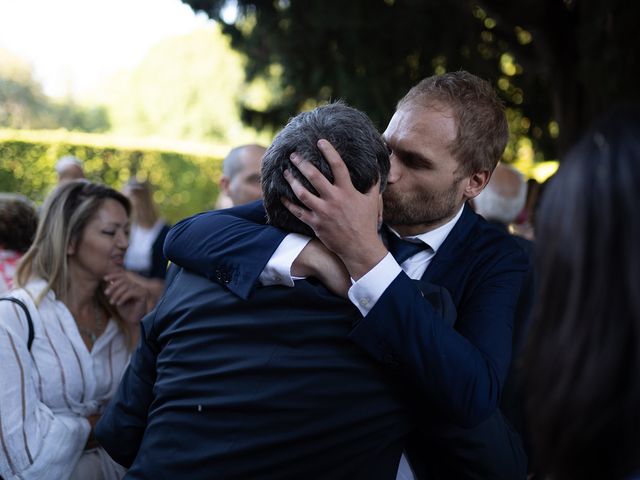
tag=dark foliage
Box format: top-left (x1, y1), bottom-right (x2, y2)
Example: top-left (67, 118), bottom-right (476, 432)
top-left (183, 0), bottom-right (640, 160)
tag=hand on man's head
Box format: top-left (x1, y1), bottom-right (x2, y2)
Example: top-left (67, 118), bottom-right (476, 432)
top-left (281, 139), bottom-right (388, 280)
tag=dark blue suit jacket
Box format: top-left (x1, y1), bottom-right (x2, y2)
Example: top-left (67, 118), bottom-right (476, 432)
top-left (96, 266), bottom-right (456, 479)
top-left (165, 202), bottom-right (529, 424)
top-left (149, 223), bottom-right (171, 279)
top-left (164, 201), bottom-right (530, 479)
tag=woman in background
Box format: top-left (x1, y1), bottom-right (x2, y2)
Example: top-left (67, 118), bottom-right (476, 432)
top-left (0, 180), bottom-right (148, 480)
top-left (523, 109), bottom-right (640, 480)
top-left (0, 193), bottom-right (38, 294)
top-left (122, 179), bottom-right (170, 307)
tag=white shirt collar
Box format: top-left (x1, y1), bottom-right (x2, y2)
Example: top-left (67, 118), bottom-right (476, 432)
top-left (389, 204), bottom-right (465, 254)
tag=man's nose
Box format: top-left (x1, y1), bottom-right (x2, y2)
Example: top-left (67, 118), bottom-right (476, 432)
top-left (387, 154), bottom-right (402, 183)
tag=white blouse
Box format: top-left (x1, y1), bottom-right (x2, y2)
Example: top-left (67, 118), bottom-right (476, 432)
top-left (124, 220), bottom-right (165, 275)
top-left (0, 279), bottom-right (131, 480)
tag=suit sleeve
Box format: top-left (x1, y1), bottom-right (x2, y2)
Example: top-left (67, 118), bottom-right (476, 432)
top-left (148, 224), bottom-right (171, 279)
top-left (349, 249), bottom-right (528, 428)
top-left (94, 316), bottom-right (159, 468)
top-left (163, 200), bottom-right (287, 299)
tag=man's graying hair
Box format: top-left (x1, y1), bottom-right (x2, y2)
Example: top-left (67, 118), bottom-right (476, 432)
top-left (261, 102), bottom-right (390, 236)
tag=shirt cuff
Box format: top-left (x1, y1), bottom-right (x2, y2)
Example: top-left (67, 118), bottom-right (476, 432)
top-left (259, 233), bottom-right (312, 287)
top-left (348, 253), bottom-right (402, 316)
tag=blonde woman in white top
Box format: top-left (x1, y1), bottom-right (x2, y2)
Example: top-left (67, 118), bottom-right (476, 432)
top-left (0, 180), bottom-right (148, 480)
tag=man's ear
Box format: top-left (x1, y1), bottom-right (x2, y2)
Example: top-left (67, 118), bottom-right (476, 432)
top-left (463, 169), bottom-right (491, 200)
top-left (219, 176), bottom-right (231, 196)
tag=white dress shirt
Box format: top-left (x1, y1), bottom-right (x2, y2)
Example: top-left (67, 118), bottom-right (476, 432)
top-left (348, 205), bottom-right (463, 315)
top-left (260, 205), bottom-right (464, 311)
top-left (124, 220), bottom-right (166, 275)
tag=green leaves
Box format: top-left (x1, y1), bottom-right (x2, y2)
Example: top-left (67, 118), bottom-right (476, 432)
top-left (0, 130), bottom-right (223, 223)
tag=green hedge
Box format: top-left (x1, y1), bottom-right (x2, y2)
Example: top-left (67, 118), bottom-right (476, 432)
top-left (0, 130), bottom-right (225, 224)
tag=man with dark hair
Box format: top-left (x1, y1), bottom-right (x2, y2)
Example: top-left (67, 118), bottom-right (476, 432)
top-left (261, 102), bottom-right (389, 236)
top-left (96, 103), bottom-right (451, 478)
top-left (164, 71), bottom-right (531, 479)
top-left (0, 193), bottom-right (38, 293)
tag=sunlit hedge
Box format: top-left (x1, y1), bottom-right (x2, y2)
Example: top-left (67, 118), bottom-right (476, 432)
top-left (0, 129), bottom-right (226, 223)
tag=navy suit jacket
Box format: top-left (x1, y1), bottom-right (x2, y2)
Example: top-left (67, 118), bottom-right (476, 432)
top-left (148, 223), bottom-right (171, 279)
top-left (96, 266), bottom-right (456, 479)
top-left (165, 202), bottom-right (529, 425)
top-left (164, 201), bottom-right (530, 479)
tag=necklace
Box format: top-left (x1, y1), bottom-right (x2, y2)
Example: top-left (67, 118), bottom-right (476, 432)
top-left (77, 301), bottom-right (105, 345)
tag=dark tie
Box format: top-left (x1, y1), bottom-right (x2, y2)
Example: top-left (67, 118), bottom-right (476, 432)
top-left (386, 230), bottom-right (430, 263)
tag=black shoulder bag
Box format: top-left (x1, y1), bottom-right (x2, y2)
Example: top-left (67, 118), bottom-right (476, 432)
top-left (0, 297), bottom-right (34, 350)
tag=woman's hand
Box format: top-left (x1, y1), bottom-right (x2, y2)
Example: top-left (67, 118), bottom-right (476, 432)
top-left (103, 271), bottom-right (149, 324)
top-left (85, 414), bottom-right (101, 449)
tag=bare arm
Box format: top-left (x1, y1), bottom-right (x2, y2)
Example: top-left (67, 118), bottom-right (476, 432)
top-left (291, 238), bottom-right (351, 298)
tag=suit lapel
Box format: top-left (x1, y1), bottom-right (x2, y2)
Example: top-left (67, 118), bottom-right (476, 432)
top-left (421, 203), bottom-right (478, 283)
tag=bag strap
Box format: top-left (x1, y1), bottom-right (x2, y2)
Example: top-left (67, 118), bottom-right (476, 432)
top-left (0, 297), bottom-right (34, 350)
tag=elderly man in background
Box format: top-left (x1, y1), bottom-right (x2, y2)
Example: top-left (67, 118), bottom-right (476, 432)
top-left (472, 162), bottom-right (527, 233)
top-left (55, 155), bottom-right (86, 184)
top-left (216, 144), bottom-right (266, 208)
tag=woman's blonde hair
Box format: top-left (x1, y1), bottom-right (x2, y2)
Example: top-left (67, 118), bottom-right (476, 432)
top-left (16, 180), bottom-right (132, 337)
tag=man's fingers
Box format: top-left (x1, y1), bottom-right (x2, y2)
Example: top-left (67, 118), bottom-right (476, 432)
top-left (317, 139), bottom-right (352, 189)
top-left (283, 167), bottom-right (321, 210)
top-left (289, 152), bottom-right (334, 198)
top-left (281, 197), bottom-right (314, 227)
